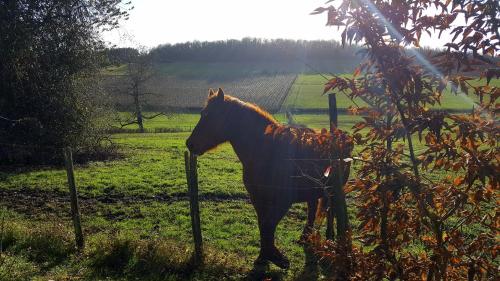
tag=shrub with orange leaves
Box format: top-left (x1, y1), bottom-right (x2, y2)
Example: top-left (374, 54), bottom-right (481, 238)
top-left (312, 0), bottom-right (498, 280)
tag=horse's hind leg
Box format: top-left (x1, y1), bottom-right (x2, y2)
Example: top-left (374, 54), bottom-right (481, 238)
top-left (254, 201), bottom-right (291, 269)
top-left (299, 199), bottom-right (318, 243)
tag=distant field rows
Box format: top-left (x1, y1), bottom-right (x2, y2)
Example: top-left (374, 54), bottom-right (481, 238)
top-left (104, 68), bottom-right (498, 113)
top-left (105, 74), bottom-right (296, 113)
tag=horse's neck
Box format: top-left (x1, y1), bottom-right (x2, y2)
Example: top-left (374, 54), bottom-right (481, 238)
top-left (228, 108), bottom-right (275, 166)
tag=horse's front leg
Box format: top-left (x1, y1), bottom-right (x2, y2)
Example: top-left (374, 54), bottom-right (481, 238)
top-left (253, 200), bottom-right (291, 269)
top-left (299, 199), bottom-right (318, 243)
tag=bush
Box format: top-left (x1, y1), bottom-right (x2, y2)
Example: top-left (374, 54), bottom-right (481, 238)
top-left (311, 1), bottom-right (499, 280)
top-left (0, 0), bottom-right (129, 164)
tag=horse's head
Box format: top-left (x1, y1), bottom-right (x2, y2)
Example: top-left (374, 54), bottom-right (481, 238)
top-left (186, 88), bottom-right (231, 155)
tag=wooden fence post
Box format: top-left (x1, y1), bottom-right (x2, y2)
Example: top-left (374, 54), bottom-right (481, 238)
top-left (328, 93), bottom-right (338, 129)
top-left (326, 93), bottom-right (338, 240)
top-left (63, 147), bottom-right (84, 249)
top-left (328, 93), bottom-right (350, 239)
top-left (184, 151), bottom-right (203, 264)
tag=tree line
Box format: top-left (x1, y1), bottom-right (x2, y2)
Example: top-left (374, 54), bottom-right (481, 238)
top-left (106, 38), bottom-right (364, 65)
top-left (104, 39), bottom-right (450, 76)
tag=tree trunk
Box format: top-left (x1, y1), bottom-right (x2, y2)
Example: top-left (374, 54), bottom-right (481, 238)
top-left (133, 83), bottom-right (144, 133)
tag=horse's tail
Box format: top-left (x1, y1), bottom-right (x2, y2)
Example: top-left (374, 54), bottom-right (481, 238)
top-left (315, 195), bottom-right (328, 224)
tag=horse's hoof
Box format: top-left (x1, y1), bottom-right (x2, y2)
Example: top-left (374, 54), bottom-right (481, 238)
top-left (268, 252), bottom-right (290, 270)
top-left (270, 255), bottom-right (290, 270)
top-left (254, 255), bottom-right (269, 268)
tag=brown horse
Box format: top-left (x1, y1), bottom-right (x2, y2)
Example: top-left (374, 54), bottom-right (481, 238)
top-left (186, 88), bottom-right (352, 269)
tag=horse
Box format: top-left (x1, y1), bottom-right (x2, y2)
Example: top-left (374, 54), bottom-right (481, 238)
top-left (186, 88), bottom-right (353, 269)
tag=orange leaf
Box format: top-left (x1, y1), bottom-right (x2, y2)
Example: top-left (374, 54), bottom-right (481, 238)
top-left (353, 67), bottom-right (361, 77)
top-left (453, 176), bottom-right (464, 186)
top-left (264, 125), bottom-right (274, 135)
top-left (323, 78), bottom-right (339, 94)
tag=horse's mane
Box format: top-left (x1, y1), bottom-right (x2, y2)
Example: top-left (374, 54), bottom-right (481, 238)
top-left (208, 94), bottom-right (279, 125)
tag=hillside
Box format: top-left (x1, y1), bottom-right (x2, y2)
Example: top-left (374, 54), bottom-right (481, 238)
top-left (104, 73), bottom-right (296, 113)
top-left (103, 63), bottom-right (494, 114)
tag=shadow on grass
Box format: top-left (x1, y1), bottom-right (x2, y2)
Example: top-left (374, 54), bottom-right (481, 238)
top-left (85, 230), bottom-right (326, 281)
top-left (244, 244), bottom-right (320, 281)
top-left (1, 214), bottom-right (327, 281)
top-left (86, 232), bottom-right (249, 280)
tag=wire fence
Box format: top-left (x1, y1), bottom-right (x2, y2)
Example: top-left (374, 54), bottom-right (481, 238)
top-left (0, 139), bottom-right (347, 255)
top-left (105, 126), bottom-right (194, 134)
top-left (0, 142), bottom-right (361, 215)
top-left (0, 130), bottom-right (429, 257)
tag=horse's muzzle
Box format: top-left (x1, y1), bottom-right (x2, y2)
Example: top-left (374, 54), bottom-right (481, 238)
top-left (186, 139), bottom-right (194, 152)
top-left (186, 138), bottom-right (201, 156)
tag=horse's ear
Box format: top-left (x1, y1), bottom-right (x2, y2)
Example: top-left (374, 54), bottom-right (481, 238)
top-left (208, 88), bottom-right (215, 97)
top-left (217, 88), bottom-right (224, 100)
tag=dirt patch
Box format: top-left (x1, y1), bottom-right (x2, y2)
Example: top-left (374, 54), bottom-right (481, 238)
top-left (0, 187), bottom-right (250, 219)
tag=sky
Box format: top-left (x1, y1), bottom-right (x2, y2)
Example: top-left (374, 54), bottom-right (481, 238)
top-left (103, 0), bottom-right (449, 49)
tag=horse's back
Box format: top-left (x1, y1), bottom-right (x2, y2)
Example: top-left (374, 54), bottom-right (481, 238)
top-left (243, 125), bottom-right (330, 203)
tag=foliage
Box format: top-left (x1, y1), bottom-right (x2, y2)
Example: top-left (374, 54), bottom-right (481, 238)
top-left (0, 0), bottom-right (130, 163)
top-left (103, 47), bottom-right (140, 66)
top-left (313, 0), bottom-right (499, 279)
top-left (150, 38), bottom-right (362, 64)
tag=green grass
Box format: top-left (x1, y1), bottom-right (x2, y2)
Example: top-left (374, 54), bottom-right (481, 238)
top-left (284, 74), bottom-right (365, 110)
top-left (0, 108), bottom-right (493, 279)
top-left (118, 113), bottom-right (201, 131)
top-left (118, 111), bottom-right (361, 132)
top-left (0, 112), bottom-right (365, 280)
top-left (0, 134), bottom-right (324, 280)
top-left (284, 74), bottom-right (498, 111)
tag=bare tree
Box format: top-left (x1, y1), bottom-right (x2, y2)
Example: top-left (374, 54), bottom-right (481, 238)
top-left (117, 50), bottom-right (166, 133)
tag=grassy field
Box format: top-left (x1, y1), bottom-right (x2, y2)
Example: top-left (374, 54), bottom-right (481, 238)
top-left (0, 113), bottom-right (364, 280)
top-left (2, 109), bottom-right (458, 280)
top-left (0, 108), bottom-right (492, 279)
top-left (2, 66), bottom-right (497, 279)
top-left (117, 112), bottom-right (361, 132)
top-left (104, 62), bottom-right (497, 113)
top-left (283, 74), bottom-right (497, 111)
